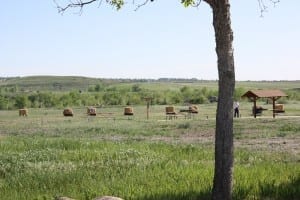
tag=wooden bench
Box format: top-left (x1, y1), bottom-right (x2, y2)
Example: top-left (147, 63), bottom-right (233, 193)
top-left (166, 112), bottom-right (177, 120)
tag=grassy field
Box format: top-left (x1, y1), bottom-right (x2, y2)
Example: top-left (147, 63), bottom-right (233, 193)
top-left (0, 103), bottom-right (299, 200)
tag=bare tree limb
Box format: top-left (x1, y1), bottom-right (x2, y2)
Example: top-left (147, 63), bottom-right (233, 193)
top-left (203, 0), bottom-right (215, 7)
top-left (134, 0), bottom-right (151, 11)
top-left (190, 0), bottom-right (202, 8)
top-left (54, 0), bottom-right (99, 13)
top-left (258, 0), bottom-right (280, 17)
top-left (54, 0), bottom-right (214, 13)
top-left (54, 0), bottom-right (156, 13)
top-left (54, 0), bottom-right (280, 15)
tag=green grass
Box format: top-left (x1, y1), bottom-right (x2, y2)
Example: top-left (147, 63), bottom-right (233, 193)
top-left (0, 138), bottom-right (214, 200)
top-left (0, 138), bottom-right (299, 200)
top-left (0, 104), bottom-right (299, 200)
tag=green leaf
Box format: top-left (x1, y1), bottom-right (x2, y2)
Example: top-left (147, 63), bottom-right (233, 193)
top-left (110, 0), bottom-right (124, 10)
top-left (181, 0), bottom-right (195, 7)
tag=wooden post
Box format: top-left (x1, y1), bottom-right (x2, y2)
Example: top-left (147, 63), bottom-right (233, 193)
top-left (146, 101), bottom-right (150, 120)
top-left (143, 97), bottom-right (153, 120)
top-left (272, 97), bottom-right (276, 118)
top-left (253, 98), bottom-right (257, 118)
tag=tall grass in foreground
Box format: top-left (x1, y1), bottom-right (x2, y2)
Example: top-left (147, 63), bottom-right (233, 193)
top-left (0, 106), bottom-right (299, 199)
top-left (0, 137), bottom-right (299, 200)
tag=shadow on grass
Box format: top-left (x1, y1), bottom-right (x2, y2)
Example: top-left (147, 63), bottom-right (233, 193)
top-left (133, 176), bottom-right (300, 200)
top-left (133, 190), bottom-right (211, 200)
top-left (234, 175), bottom-right (300, 200)
top-left (259, 175), bottom-right (300, 200)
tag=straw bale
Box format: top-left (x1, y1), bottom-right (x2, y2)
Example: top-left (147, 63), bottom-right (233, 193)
top-left (165, 106), bottom-right (175, 114)
top-left (19, 108), bottom-right (28, 116)
top-left (189, 105), bottom-right (198, 113)
top-left (275, 104), bottom-right (284, 111)
top-left (87, 107), bottom-right (97, 116)
top-left (124, 107), bottom-right (134, 115)
top-left (63, 108), bottom-right (74, 117)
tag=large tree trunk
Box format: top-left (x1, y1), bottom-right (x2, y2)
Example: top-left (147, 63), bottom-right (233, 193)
top-left (211, 1), bottom-right (235, 200)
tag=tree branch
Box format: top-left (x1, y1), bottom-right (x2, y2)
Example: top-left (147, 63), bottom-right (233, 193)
top-left (54, 0), bottom-right (99, 13)
top-left (54, 0), bottom-right (155, 13)
top-left (134, 0), bottom-right (151, 11)
top-left (258, 0), bottom-right (280, 17)
top-left (54, 0), bottom-right (280, 15)
top-left (203, 0), bottom-right (215, 7)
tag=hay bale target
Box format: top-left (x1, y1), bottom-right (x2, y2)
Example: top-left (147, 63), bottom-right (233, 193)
top-left (165, 106), bottom-right (177, 120)
top-left (63, 108), bottom-right (74, 117)
top-left (189, 105), bottom-right (198, 113)
top-left (87, 107), bottom-right (97, 116)
top-left (124, 107), bottom-right (134, 115)
top-left (165, 106), bottom-right (176, 114)
top-left (19, 108), bottom-right (28, 116)
top-left (252, 106), bottom-right (265, 115)
top-left (275, 104), bottom-right (285, 113)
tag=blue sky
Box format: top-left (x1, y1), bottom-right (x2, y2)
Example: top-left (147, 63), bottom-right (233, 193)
top-left (0, 0), bottom-right (299, 80)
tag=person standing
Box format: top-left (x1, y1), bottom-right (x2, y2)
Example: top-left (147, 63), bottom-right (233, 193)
top-left (233, 101), bottom-right (240, 118)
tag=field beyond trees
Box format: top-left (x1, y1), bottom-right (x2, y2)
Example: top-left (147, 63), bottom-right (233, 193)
top-left (0, 76), bottom-right (299, 200)
top-left (0, 76), bottom-right (299, 110)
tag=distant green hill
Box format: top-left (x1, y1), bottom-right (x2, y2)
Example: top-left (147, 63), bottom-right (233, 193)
top-left (0, 76), bottom-right (299, 93)
top-left (0, 76), bottom-right (105, 92)
top-left (0, 76), bottom-right (218, 92)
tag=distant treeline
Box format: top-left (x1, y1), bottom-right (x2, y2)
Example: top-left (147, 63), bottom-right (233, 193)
top-left (0, 76), bottom-right (299, 109)
top-left (0, 84), bottom-right (217, 109)
top-left (0, 84), bottom-right (299, 110)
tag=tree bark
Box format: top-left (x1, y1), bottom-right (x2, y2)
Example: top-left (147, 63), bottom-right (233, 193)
top-left (210, 1), bottom-right (235, 200)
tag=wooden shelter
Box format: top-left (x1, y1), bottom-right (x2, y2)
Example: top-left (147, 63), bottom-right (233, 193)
top-left (241, 90), bottom-right (287, 118)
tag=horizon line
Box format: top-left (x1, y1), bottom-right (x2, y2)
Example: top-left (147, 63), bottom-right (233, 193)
top-left (0, 75), bottom-right (299, 82)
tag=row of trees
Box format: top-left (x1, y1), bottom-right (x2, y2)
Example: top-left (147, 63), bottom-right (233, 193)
top-left (0, 86), bottom-right (218, 109)
top-left (1, 85), bottom-right (297, 110)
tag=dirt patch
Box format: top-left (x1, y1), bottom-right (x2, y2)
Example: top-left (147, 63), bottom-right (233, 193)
top-left (91, 131), bottom-right (300, 156)
top-left (147, 134), bottom-right (300, 155)
top-left (234, 137), bottom-right (300, 155)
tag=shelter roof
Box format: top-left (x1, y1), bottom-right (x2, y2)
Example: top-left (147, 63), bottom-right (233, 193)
top-left (241, 90), bottom-right (288, 99)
